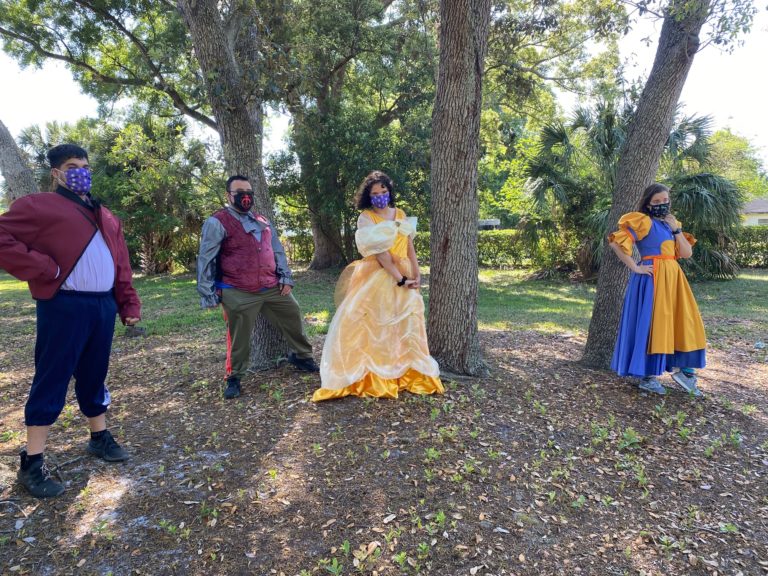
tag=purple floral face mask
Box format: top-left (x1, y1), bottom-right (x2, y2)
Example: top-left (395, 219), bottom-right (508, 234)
top-left (63, 168), bottom-right (92, 195)
top-left (371, 192), bottom-right (390, 209)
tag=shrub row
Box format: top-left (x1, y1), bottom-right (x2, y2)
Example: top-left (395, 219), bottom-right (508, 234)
top-left (283, 226), bottom-right (768, 269)
top-left (730, 225), bottom-right (768, 268)
top-left (284, 229), bottom-right (552, 268)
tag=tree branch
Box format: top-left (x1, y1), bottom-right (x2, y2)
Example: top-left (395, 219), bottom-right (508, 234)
top-left (71, 0), bottom-right (218, 130)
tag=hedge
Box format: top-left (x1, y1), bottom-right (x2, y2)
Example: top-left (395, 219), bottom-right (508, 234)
top-left (283, 229), bottom-right (548, 268)
top-left (731, 225), bottom-right (768, 268)
top-left (283, 225), bottom-right (768, 269)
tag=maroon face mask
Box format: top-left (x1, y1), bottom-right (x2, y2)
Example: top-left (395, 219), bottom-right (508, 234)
top-left (233, 192), bottom-right (254, 212)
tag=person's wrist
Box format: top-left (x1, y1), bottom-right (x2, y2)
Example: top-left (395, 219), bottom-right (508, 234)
top-left (397, 275), bottom-right (408, 286)
top-left (672, 228), bottom-right (682, 235)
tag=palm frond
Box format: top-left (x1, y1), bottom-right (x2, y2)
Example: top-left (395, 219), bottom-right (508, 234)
top-left (571, 107), bottom-right (593, 131)
top-left (680, 243), bottom-right (739, 280)
top-left (538, 122), bottom-right (573, 163)
top-left (670, 173), bottom-right (743, 232)
top-left (666, 114), bottom-right (713, 166)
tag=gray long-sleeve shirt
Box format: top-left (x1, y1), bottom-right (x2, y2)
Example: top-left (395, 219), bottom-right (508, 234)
top-left (196, 206), bottom-right (294, 308)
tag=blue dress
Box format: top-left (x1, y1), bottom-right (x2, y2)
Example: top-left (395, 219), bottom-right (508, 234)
top-left (609, 212), bottom-right (707, 378)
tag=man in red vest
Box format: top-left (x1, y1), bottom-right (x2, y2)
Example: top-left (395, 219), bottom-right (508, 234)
top-left (197, 175), bottom-right (318, 399)
top-left (0, 144), bottom-right (141, 498)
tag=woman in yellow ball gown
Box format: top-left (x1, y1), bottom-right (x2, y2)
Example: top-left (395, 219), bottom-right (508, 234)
top-left (312, 171), bottom-right (444, 401)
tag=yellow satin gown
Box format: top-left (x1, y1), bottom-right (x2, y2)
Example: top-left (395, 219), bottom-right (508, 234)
top-left (312, 208), bottom-right (444, 401)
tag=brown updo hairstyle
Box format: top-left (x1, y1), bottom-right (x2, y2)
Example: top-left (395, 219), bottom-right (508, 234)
top-left (355, 170), bottom-right (395, 209)
top-left (636, 183), bottom-right (670, 215)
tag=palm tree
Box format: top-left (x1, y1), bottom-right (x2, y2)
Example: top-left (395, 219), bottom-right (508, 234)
top-left (525, 100), bottom-right (742, 279)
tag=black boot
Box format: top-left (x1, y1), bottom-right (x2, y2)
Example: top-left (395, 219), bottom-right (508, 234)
top-left (17, 450), bottom-right (65, 498)
top-left (224, 376), bottom-right (241, 399)
top-left (87, 429), bottom-right (129, 462)
top-left (287, 352), bottom-right (319, 372)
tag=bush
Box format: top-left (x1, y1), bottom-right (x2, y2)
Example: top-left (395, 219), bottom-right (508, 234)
top-left (416, 230), bottom-right (534, 268)
top-left (731, 226), bottom-right (768, 268)
top-left (284, 226), bottom-right (768, 272)
top-left (286, 229), bottom-right (545, 268)
top-left (281, 233), bottom-right (315, 263)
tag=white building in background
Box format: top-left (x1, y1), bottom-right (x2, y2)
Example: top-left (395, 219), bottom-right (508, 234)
top-left (742, 198), bottom-right (768, 226)
top-left (478, 218), bottom-right (501, 230)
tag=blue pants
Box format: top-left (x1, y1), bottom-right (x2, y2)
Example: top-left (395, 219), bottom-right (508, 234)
top-left (25, 291), bottom-right (117, 426)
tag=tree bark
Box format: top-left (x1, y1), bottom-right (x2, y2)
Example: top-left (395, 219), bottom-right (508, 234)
top-left (426, 0), bottom-right (492, 376)
top-left (0, 119), bottom-right (39, 202)
top-left (307, 210), bottom-right (346, 269)
top-left (178, 0), bottom-right (289, 369)
top-left (581, 0), bottom-right (711, 368)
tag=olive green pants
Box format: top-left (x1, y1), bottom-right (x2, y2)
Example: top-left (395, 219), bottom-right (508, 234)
top-left (221, 287), bottom-right (313, 379)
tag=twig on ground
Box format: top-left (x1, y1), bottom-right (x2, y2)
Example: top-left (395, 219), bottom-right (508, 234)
top-left (52, 456), bottom-right (83, 470)
top-left (0, 499), bottom-right (27, 516)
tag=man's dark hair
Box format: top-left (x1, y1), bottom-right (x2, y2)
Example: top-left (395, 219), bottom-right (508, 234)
top-left (47, 144), bottom-right (88, 169)
top-left (355, 170), bottom-right (395, 209)
top-left (226, 175), bottom-right (251, 192)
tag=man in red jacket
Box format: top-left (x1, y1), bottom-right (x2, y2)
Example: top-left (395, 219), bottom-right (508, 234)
top-left (0, 144), bottom-right (141, 498)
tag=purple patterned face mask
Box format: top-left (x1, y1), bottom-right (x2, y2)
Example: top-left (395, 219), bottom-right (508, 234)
top-left (62, 168), bottom-right (92, 195)
top-left (371, 192), bottom-right (390, 209)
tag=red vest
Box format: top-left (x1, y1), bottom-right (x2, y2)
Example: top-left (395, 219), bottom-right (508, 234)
top-left (213, 209), bottom-right (278, 292)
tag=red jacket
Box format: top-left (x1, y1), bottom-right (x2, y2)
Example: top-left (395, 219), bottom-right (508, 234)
top-left (0, 190), bottom-right (141, 323)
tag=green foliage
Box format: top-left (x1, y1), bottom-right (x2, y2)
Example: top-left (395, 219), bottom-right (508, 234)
top-left (287, 228), bottom-right (572, 270)
top-left (265, 0), bottom-right (437, 266)
top-left (0, 1), bottom-right (208, 124)
top-left (731, 226), bottom-right (768, 268)
top-left (485, 0), bottom-right (627, 119)
top-left (707, 129), bottom-right (768, 201)
top-left (525, 100), bottom-right (746, 279)
top-left (660, 115), bottom-right (745, 279)
top-left (665, 0), bottom-right (757, 50)
top-left (16, 114), bottom-right (222, 273)
top-left (101, 114), bottom-right (222, 273)
top-left (523, 99), bottom-right (630, 277)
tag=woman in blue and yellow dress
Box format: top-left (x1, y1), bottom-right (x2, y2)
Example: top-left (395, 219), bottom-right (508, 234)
top-left (312, 171), bottom-right (444, 401)
top-left (609, 183), bottom-right (706, 396)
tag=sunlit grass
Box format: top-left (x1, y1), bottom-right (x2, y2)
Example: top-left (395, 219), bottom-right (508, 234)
top-left (2, 267), bottom-right (766, 341)
top-left (477, 270), bottom-right (595, 334)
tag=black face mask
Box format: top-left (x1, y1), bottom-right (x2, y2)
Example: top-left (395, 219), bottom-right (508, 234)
top-left (232, 192), bottom-right (254, 212)
top-left (648, 203), bottom-right (670, 218)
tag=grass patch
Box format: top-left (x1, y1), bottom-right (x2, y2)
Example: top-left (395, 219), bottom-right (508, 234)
top-left (477, 269), bottom-right (595, 333)
top-left (695, 269), bottom-right (768, 339)
top-left (2, 268), bottom-right (766, 341)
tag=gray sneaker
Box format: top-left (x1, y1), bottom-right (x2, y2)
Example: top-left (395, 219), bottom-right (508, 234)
top-left (638, 377), bottom-right (666, 395)
top-left (671, 371), bottom-right (703, 397)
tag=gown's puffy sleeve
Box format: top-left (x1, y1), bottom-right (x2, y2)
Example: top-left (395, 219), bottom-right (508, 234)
top-left (356, 221), bottom-right (399, 257)
top-left (608, 212), bottom-right (652, 255)
top-left (355, 210), bottom-right (416, 257)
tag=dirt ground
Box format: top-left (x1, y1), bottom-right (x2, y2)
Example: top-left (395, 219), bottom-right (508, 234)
top-left (1, 282), bottom-right (767, 575)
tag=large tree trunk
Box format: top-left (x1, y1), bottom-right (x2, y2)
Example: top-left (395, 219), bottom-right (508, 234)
top-left (308, 210), bottom-right (346, 269)
top-left (426, 0), bottom-right (492, 376)
top-left (0, 119), bottom-right (38, 201)
top-left (290, 107), bottom-right (347, 270)
top-left (178, 0), bottom-right (289, 369)
top-left (581, 0), bottom-right (711, 368)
